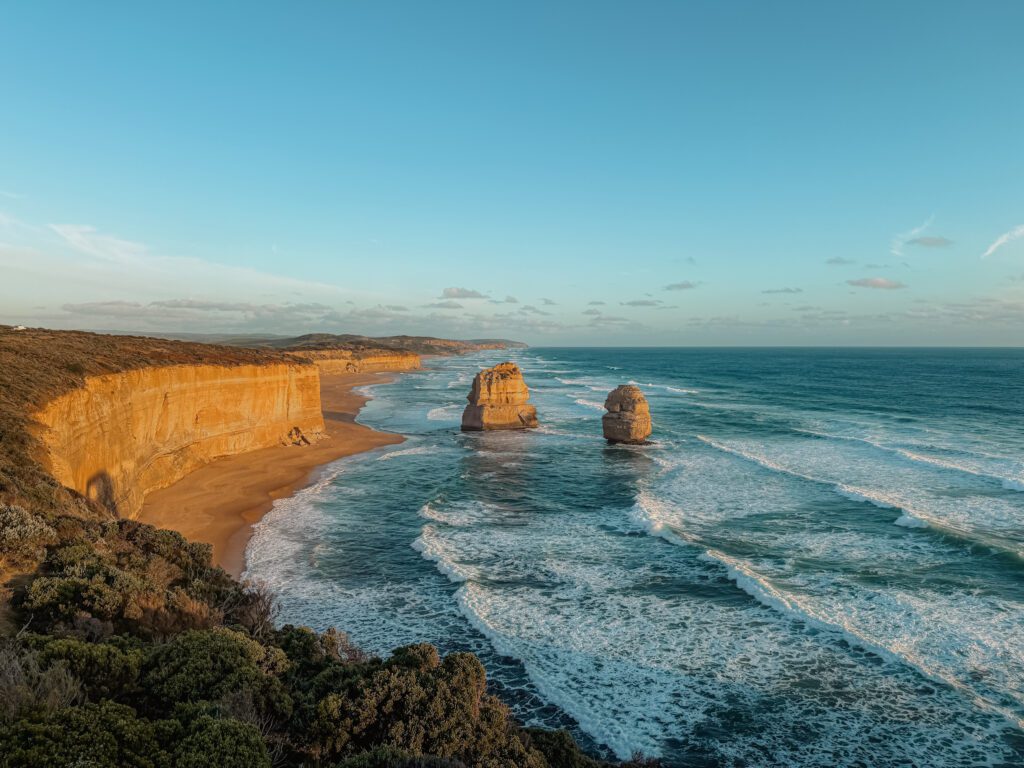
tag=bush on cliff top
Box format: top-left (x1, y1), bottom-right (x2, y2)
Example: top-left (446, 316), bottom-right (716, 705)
top-left (0, 516), bottom-right (652, 768)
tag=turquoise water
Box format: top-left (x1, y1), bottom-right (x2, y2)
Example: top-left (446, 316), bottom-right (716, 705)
top-left (246, 348), bottom-right (1024, 767)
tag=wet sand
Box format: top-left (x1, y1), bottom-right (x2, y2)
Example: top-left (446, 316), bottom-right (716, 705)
top-left (138, 372), bottom-right (403, 577)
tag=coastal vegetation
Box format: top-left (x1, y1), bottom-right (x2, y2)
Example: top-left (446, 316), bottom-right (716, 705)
top-left (0, 512), bottom-right (653, 767)
top-left (0, 326), bottom-right (641, 768)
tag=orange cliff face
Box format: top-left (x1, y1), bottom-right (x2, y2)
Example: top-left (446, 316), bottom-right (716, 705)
top-left (285, 348), bottom-right (422, 374)
top-left (31, 362), bottom-right (325, 519)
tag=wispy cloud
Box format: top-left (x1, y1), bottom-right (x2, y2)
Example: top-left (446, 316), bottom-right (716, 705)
top-left (762, 287), bottom-right (802, 294)
top-left (826, 257), bottom-right (856, 265)
top-left (541, 298), bottom-right (556, 306)
top-left (890, 216), bottom-right (937, 257)
top-left (582, 308), bottom-right (601, 316)
top-left (0, 190), bottom-right (24, 200)
top-left (440, 287), bottom-right (488, 299)
top-left (847, 277), bottom-right (907, 290)
top-left (664, 281), bottom-right (699, 291)
top-left (520, 304), bottom-right (550, 315)
top-left (6, 222), bottom-right (340, 298)
top-left (622, 299), bottom-right (661, 307)
top-left (51, 224), bottom-right (149, 262)
top-left (981, 225), bottom-right (1024, 259)
top-left (425, 300), bottom-right (463, 309)
top-left (587, 300), bottom-right (605, 306)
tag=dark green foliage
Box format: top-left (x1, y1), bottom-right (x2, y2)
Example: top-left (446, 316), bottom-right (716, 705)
top-left (16, 519), bottom-right (254, 639)
top-left (172, 715), bottom-right (270, 768)
top-left (331, 745), bottom-right (469, 767)
top-left (0, 518), bottom-right (635, 768)
top-left (31, 635), bottom-right (143, 699)
top-left (526, 729), bottom-right (605, 768)
top-left (0, 700), bottom-right (171, 768)
top-left (141, 628), bottom-right (292, 723)
top-left (0, 643), bottom-right (81, 721)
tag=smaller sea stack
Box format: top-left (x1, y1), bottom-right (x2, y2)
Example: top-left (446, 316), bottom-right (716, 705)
top-left (602, 384), bottom-right (652, 444)
top-left (461, 362), bottom-right (539, 431)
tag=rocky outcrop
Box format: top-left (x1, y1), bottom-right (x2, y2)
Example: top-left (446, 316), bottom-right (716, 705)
top-left (602, 385), bottom-right (652, 444)
top-left (286, 348), bottom-right (421, 375)
top-left (33, 362), bottom-right (325, 518)
top-left (461, 362), bottom-right (538, 431)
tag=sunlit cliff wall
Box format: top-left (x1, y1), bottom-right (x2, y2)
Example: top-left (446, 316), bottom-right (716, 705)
top-left (32, 362), bottom-right (325, 519)
top-left (285, 349), bottom-right (422, 374)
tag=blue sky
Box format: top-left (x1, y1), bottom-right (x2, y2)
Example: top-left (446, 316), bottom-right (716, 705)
top-left (1, 1), bottom-right (1022, 345)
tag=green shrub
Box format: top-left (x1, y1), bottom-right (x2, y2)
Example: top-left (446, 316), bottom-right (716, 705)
top-left (332, 745), bottom-right (469, 767)
top-left (141, 628), bottom-right (292, 723)
top-left (33, 636), bottom-right (143, 700)
top-left (0, 504), bottom-right (56, 570)
top-left (0, 643), bottom-right (80, 722)
top-left (526, 729), bottom-right (604, 768)
top-left (308, 644), bottom-right (546, 767)
top-left (173, 715), bottom-right (270, 768)
top-left (0, 700), bottom-right (170, 768)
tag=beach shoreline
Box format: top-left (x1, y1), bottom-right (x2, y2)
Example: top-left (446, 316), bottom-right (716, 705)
top-left (138, 371), bottom-right (405, 577)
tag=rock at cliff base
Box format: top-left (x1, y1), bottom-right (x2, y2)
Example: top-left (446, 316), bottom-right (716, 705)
top-left (461, 362), bottom-right (539, 431)
top-left (602, 384), bottom-right (652, 444)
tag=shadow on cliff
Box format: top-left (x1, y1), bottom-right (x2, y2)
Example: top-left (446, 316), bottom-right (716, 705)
top-left (86, 470), bottom-right (119, 516)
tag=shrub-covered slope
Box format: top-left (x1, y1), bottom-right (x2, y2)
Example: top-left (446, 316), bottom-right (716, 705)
top-left (0, 517), bottom-right (654, 767)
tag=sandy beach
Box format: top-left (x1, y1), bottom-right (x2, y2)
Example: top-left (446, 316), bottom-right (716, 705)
top-left (138, 372), bottom-right (404, 577)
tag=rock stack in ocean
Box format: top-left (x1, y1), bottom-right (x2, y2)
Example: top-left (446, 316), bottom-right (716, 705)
top-left (461, 362), bottom-right (539, 431)
top-left (602, 384), bottom-right (652, 444)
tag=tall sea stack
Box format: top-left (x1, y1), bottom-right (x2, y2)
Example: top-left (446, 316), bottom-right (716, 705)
top-left (602, 384), bottom-right (652, 444)
top-left (461, 362), bottom-right (539, 431)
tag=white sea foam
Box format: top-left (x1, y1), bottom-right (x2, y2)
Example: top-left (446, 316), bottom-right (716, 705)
top-left (573, 397), bottom-right (605, 411)
top-left (798, 426), bottom-right (1024, 491)
top-left (638, 445), bottom-right (1024, 732)
top-left (427, 403), bottom-right (462, 420)
top-left (377, 445), bottom-right (436, 460)
top-left (700, 548), bottom-right (1024, 730)
top-left (697, 434), bottom-right (1024, 543)
top-left (438, 510), bottom-right (1016, 765)
top-left (624, 490), bottom-right (1024, 733)
top-left (894, 513), bottom-right (929, 529)
top-left (627, 379), bottom-right (699, 394)
top-left (411, 528), bottom-right (474, 582)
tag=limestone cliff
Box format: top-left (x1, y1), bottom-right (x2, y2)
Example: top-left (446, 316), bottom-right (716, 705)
top-left (285, 348), bottom-right (421, 375)
top-left (33, 362), bottom-right (325, 519)
top-left (602, 385), bottom-right (652, 444)
top-left (461, 362), bottom-right (538, 431)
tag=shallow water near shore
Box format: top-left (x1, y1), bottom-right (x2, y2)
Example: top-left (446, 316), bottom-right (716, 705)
top-left (246, 348), bottom-right (1024, 767)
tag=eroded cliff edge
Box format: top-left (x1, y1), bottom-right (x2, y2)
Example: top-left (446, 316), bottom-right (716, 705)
top-left (285, 347), bottom-right (422, 374)
top-left (33, 362), bottom-right (325, 519)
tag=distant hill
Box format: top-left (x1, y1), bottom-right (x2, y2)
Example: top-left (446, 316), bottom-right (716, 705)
top-left (111, 331), bottom-right (527, 355)
top-left (221, 332), bottom-right (527, 356)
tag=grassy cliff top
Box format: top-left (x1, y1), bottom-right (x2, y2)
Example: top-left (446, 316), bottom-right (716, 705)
top-left (0, 326), bottom-right (305, 527)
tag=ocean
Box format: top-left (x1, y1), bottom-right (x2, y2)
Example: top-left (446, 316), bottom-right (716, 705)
top-left (245, 348), bottom-right (1024, 767)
